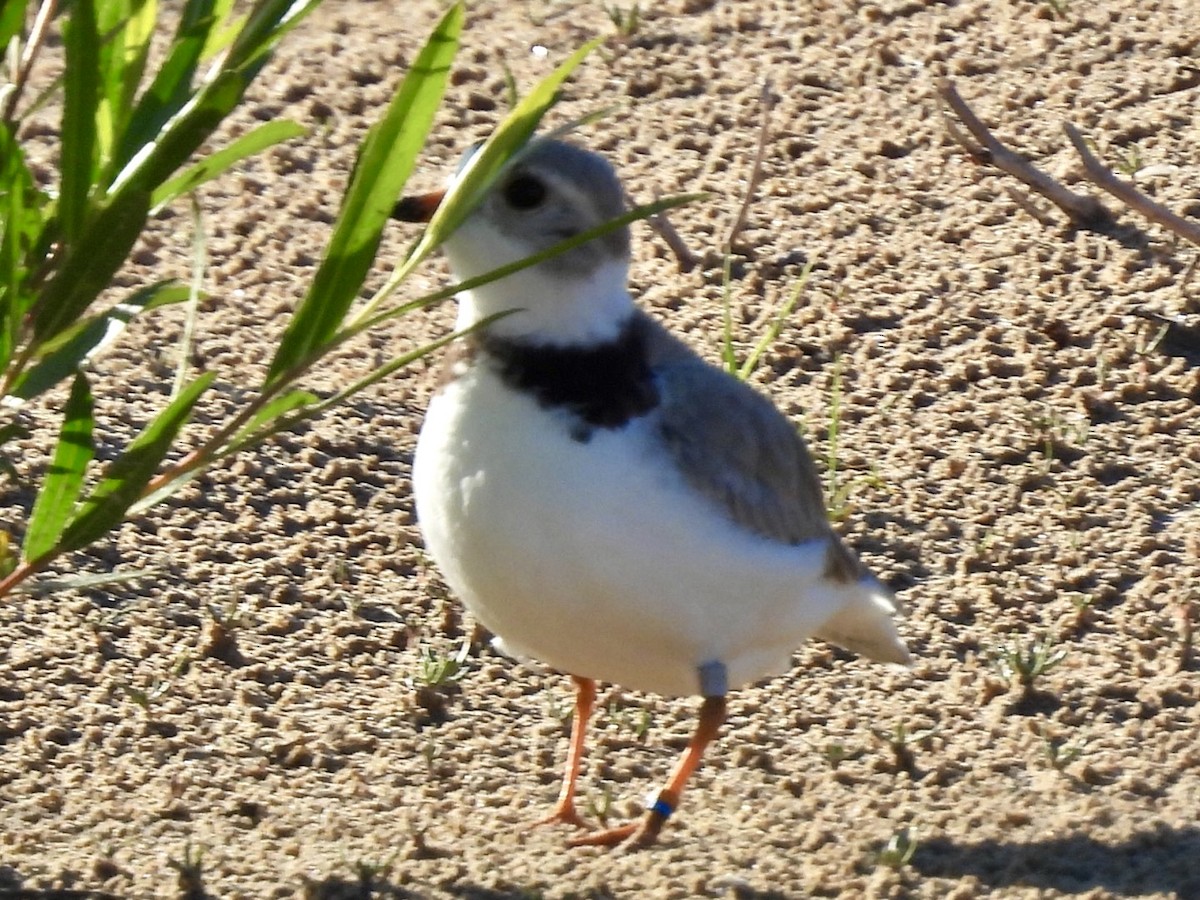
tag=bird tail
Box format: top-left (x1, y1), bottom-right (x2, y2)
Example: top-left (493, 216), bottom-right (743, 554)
top-left (814, 578), bottom-right (912, 666)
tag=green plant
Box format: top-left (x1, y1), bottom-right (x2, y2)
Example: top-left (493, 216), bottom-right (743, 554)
top-left (1040, 728), bottom-right (1087, 772)
top-left (602, 2), bottom-right (641, 37)
top-left (820, 741), bottom-right (864, 769)
top-left (352, 854), bottom-right (396, 892)
top-left (413, 640), bottom-right (471, 688)
top-left (1115, 144), bottom-right (1144, 177)
top-left (988, 632), bottom-right (1068, 693)
top-left (167, 841), bottom-right (205, 900)
top-left (871, 721), bottom-right (939, 774)
top-left (722, 258), bottom-right (816, 382)
top-left (1, 3), bottom-right (694, 602)
top-left (876, 826), bottom-right (918, 870)
top-left (605, 698), bottom-right (652, 740)
top-left (584, 783), bottom-right (615, 825)
top-left (119, 676), bottom-right (173, 712)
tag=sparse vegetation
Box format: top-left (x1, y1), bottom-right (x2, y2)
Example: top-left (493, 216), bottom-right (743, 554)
top-left (1040, 728), bottom-right (1088, 772)
top-left (988, 632), bottom-right (1069, 694)
top-left (585, 783), bottom-right (615, 825)
top-left (876, 826), bottom-right (919, 871)
top-left (167, 841), bottom-right (206, 900)
top-left (602, 2), bottom-right (642, 37)
top-left (872, 721), bottom-right (939, 774)
top-left (414, 640), bottom-right (471, 688)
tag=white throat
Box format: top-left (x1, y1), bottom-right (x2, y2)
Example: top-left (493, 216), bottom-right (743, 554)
top-left (450, 255), bottom-right (635, 345)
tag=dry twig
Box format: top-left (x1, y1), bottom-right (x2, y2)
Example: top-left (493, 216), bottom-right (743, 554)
top-left (631, 190), bottom-right (701, 273)
top-left (938, 79), bottom-right (1112, 229)
top-left (1064, 123), bottom-right (1200, 247)
top-left (724, 78), bottom-right (778, 252)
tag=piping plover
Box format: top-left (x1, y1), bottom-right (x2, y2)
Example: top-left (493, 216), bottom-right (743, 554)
top-left (395, 137), bottom-right (911, 849)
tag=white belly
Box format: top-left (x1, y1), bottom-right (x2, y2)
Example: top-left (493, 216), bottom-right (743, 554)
top-left (412, 367), bottom-right (849, 697)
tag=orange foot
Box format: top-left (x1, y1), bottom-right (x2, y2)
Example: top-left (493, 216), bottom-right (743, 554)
top-left (567, 815), bottom-right (664, 851)
top-left (528, 801), bottom-right (591, 831)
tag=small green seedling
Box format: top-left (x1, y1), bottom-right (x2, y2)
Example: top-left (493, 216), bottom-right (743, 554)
top-left (353, 855), bottom-right (396, 891)
top-left (821, 741), bottom-right (864, 769)
top-left (167, 842), bottom-right (206, 900)
top-left (1042, 732), bottom-right (1088, 772)
top-left (877, 826), bottom-right (918, 870)
top-left (1115, 145), bottom-right (1144, 176)
top-left (606, 699), bottom-right (652, 741)
top-left (988, 633), bottom-right (1068, 693)
top-left (414, 640), bottom-right (471, 687)
top-left (585, 784), bottom-right (615, 825)
top-left (119, 671), bottom-right (177, 712)
top-left (872, 722), bottom-right (939, 774)
top-left (602, 2), bottom-right (641, 37)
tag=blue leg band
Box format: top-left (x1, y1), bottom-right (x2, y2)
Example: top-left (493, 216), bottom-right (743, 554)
top-left (647, 796), bottom-right (674, 819)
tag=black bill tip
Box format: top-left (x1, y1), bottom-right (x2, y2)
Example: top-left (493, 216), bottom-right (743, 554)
top-left (392, 190), bottom-right (445, 223)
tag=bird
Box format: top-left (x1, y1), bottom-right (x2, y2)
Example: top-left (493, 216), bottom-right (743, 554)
top-left (394, 136), bottom-right (911, 849)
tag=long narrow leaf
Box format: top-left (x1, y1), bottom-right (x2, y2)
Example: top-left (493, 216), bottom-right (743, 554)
top-left (96, 0), bottom-right (158, 181)
top-left (0, 1), bottom-right (23, 51)
top-left (151, 119), bottom-right (306, 212)
top-left (0, 124), bottom-right (43, 374)
top-left (23, 372), bottom-right (96, 561)
top-left (107, 0), bottom-right (321, 198)
top-left (118, 0), bottom-right (220, 167)
top-left (351, 194), bottom-right (703, 340)
top-left (59, 0), bottom-right (102, 243)
top-left (352, 35), bottom-right (604, 329)
top-left (226, 318), bottom-right (504, 460)
top-left (51, 372), bottom-right (214, 558)
top-left (390, 37), bottom-right (604, 286)
top-left (31, 189), bottom-right (152, 341)
top-left (14, 281), bottom-right (189, 403)
top-left (265, 1), bottom-right (462, 384)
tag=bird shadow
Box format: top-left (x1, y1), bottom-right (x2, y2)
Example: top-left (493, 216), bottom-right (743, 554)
top-left (912, 824), bottom-right (1200, 895)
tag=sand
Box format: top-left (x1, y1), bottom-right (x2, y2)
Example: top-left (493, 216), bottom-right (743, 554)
top-left (2, 0), bottom-right (1199, 897)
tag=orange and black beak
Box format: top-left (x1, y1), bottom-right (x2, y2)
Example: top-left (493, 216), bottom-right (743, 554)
top-left (392, 190), bottom-right (445, 223)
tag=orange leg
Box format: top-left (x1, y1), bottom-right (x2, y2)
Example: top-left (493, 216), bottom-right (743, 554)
top-left (530, 675), bottom-right (597, 830)
top-left (569, 694), bottom-right (727, 850)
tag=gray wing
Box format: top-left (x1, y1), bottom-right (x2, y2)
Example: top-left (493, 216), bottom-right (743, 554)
top-left (641, 315), bottom-right (838, 548)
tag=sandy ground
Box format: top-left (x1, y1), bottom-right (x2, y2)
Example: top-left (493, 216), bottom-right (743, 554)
top-left (3, 0), bottom-right (1200, 897)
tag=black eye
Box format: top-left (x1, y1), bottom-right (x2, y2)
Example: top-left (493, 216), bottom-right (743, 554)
top-left (503, 174), bottom-right (547, 210)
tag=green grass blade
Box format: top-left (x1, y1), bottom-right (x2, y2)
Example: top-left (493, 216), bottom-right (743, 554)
top-left (226, 318), bottom-right (505, 460)
top-left (389, 36), bottom-right (604, 290)
top-left (59, 0), bottom-right (103, 243)
top-left (96, 0), bottom-right (158, 180)
top-left (31, 188), bottom-right (152, 342)
top-left (352, 194), bottom-right (703, 340)
top-left (212, 387), bottom-right (321, 457)
top-left (223, 0), bottom-right (319, 72)
top-left (720, 252), bottom-right (737, 375)
top-left (0, 1), bottom-right (24, 53)
top-left (151, 119), bottom-right (306, 212)
top-left (14, 566), bottom-right (164, 597)
top-left (738, 256), bottom-right (815, 381)
top-left (15, 280), bottom-right (188, 403)
top-left (52, 372), bottom-right (215, 558)
top-left (22, 372), bottom-right (95, 562)
top-left (265, 1), bottom-right (463, 384)
top-left (118, 0), bottom-right (221, 167)
top-left (172, 196), bottom-right (206, 397)
top-left (0, 123), bottom-right (43, 374)
top-left (108, 0), bottom-right (320, 198)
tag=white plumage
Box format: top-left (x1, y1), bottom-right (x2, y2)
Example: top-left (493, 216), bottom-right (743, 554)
top-left (400, 136), bottom-right (910, 848)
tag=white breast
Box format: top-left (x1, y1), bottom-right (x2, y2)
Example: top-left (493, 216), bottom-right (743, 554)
top-left (413, 366), bottom-right (868, 697)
